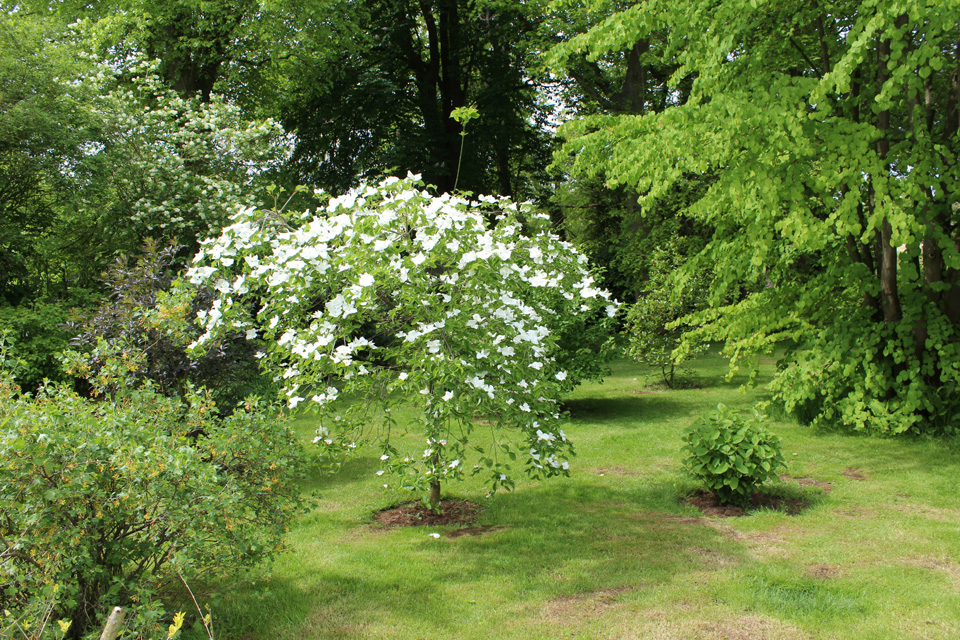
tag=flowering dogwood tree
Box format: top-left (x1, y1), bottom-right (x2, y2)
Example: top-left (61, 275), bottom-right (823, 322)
top-left (186, 175), bottom-right (618, 507)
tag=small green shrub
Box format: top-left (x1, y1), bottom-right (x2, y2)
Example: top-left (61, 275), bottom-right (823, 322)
top-left (625, 240), bottom-right (711, 389)
top-left (681, 404), bottom-right (786, 506)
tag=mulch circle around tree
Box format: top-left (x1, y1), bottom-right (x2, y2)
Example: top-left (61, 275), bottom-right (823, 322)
top-left (374, 499), bottom-right (482, 528)
top-left (683, 490), bottom-right (811, 517)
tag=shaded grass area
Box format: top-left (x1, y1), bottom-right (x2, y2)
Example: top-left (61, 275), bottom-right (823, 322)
top-left (201, 353), bottom-right (960, 640)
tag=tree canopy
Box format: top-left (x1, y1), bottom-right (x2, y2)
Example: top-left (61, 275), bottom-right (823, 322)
top-left (3, 0), bottom-right (960, 432)
top-left (552, 0), bottom-right (960, 434)
top-left (185, 175), bottom-right (618, 506)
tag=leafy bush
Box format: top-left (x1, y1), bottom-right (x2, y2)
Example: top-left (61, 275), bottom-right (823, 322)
top-left (0, 302), bottom-right (79, 393)
top-left (80, 62), bottom-right (289, 258)
top-left (64, 240), bottom-right (272, 411)
top-left (681, 404), bottom-right (785, 506)
top-left (625, 240), bottom-right (711, 388)
top-left (0, 347), bottom-right (305, 639)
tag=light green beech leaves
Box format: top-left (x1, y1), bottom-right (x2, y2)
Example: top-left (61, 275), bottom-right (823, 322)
top-left (553, 0), bottom-right (960, 434)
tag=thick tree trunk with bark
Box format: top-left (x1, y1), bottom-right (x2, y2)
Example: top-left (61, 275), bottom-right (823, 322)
top-left (393, 0), bottom-right (470, 193)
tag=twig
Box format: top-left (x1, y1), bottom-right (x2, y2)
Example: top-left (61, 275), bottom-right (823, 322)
top-left (177, 567), bottom-right (214, 640)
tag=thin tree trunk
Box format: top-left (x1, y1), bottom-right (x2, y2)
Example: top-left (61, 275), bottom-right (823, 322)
top-left (438, 0), bottom-right (466, 192)
top-left (430, 449), bottom-right (442, 510)
top-left (876, 32), bottom-right (901, 324)
top-left (816, 14), bottom-right (831, 75)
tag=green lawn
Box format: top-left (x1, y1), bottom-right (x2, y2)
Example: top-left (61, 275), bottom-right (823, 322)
top-left (204, 354), bottom-right (960, 640)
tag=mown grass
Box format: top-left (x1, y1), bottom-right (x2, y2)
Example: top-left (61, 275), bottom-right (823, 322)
top-left (198, 353), bottom-right (960, 640)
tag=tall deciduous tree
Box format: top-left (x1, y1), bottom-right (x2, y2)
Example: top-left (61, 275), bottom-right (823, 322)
top-left (0, 12), bottom-right (96, 303)
top-left (276, 0), bottom-right (553, 196)
top-left (555, 0), bottom-right (960, 434)
top-left (544, 0), bottom-right (705, 301)
top-left (51, 0), bottom-right (265, 101)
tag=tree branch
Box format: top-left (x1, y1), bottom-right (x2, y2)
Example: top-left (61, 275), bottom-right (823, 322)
top-left (789, 37), bottom-right (822, 77)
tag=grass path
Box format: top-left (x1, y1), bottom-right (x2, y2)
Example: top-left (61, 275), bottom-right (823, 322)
top-left (209, 355), bottom-right (960, 640)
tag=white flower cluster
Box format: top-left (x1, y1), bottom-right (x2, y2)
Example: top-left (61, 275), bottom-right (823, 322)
top-left (89, 66), bottom-right (288, 246)
top-left (186, 174), bottom-right (618, 489)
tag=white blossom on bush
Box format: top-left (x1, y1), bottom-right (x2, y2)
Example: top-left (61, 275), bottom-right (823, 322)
top-left (86, 60), bottom-right (289, 249)
top-left (187, 174), bottom-right (618, 501)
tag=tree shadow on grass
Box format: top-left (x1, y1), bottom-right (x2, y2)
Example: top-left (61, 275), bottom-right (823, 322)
top-left (452, 480), bottom-right (739, 579)
top-left (563, 395), bottom-right (696, 425)
top-left (298, 454), bottom-right (382, 493)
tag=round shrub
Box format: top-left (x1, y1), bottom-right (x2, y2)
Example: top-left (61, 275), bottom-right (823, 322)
top-left (681, 404), bottom-right (785, 506)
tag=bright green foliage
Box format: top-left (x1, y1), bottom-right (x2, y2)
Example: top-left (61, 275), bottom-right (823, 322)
top-left (682, 404), bottom-right (786, 506)
top-left (551, 0), bottom-right (960, 434)
top-left (0, 13), bottom-right (99, 303)
top-left (625, 240), bottom-right (711, 388)
top-left (0, 347), bottom-right (305, 639)
top-left (543, 0), bottom-right (689, 118)
top-left (54, 0), bottom-right (264, 102)
top-left (543, 2), bottom-right (705, 303)
top-left (0, 25), bottom-right (287, 397)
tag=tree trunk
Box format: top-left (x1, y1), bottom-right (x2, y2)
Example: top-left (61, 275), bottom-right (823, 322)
top-left (495, 141), bottom-right (513, 197)
top-left (99, 607), bottom-right (127, 640)
top-left (876, 32), bottom-right (901, 324)
top-left (395, 1), bottom-right (468, 194)
top-left (614, 40), bottom-right (649, 114)
top-left (429, 448), bottom-right (442, 510)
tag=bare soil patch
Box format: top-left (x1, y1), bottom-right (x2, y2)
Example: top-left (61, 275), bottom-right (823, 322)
top-left (622, 610), bottom-right (810, 640)
top-left (779, 474), bottom-right (832, 493)
top-left (445, 525), bottom-right (505, 538)
top-left (834, 506), bottom-right (875, 519)
top-left (806, 563), bottom-right (841, 580)
top-left (654, 513), bottom-right (707, 526)
top-left (541, 586), bottom-right (633, 622)
top-left (594, 466), bottom-right (646, 477)
top-left (640, 381), bottom-right (705, 392)
top-left (693, 615), bottom-right (809, 640)
top-left (842, 467), bottom-right (867, 481)
top-left (683, 490), bottom-right (810, 517)
top-left (894, 503), bottom-right (960, 522)
top-left (689, 546), bottom-right (738, 567)
top-left (374, 500), bottom-right (481, 527)
top-left (904, 555), bottom-right (960, 588)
